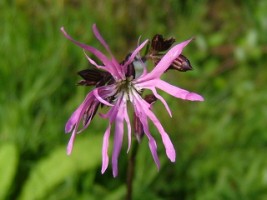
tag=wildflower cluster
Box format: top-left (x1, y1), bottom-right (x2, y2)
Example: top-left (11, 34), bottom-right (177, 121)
top-left (61, 24), bottom-right (203, 177)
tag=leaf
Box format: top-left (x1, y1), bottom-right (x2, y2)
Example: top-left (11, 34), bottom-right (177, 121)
top-left (0, 143), bottom-right (18, 200)
top-left (19, 134), bottom-right (103, 200)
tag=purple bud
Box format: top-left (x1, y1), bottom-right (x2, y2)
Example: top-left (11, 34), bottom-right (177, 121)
top-left (144, 94), bottom-right (157, 104)
top-left (134, 112), bottom-right (144, 142)
top-left (151, 34), bottom-right (176, 52)
top-left (168, 54), bottom-right (193, 72)
top-left (77, 69), bottom-right (112, 87)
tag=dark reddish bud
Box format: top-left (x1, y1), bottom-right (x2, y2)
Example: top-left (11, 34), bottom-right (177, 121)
top-left (168, 54), bottom-right (193, 72)
top-left (77, 69), bottom-right (112, 87)
top-left (150, 34), bottom-right (193, 72)
top-left (121, 53), bottom-right (136, 79)
top-left (152, 54), bottom-right (193, 72)
top-left (144, 94), bottom-right (157, 104)
top-left (125, 62), bottom-right (136, 79)
top-left (134, 113), bottom-right (144, 142)
top-left (151, 34), bottom-right (175, 52)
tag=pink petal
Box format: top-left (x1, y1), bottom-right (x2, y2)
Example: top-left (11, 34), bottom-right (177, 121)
top-left (77, 101), bottom-right (99, 134)
top-left (137, 79), bottom-right (204, 101)
top-left (101, 97), bottom-right (125, 175)
top-left (92, 24), bottom-right (113, 56)
top-left (150, 87), bottom-right (172, 117)
top-left (147, 134), bottom-right (160, 170)
top-left (140, 116), bottom-right (160, 169)
top-left (66, 92), bottom-right (99, 155)
top-left (65, 105), bottom-right (83, 133)
top-left (93, 88), bottom-right (114, 107)
top-left (101, 123), bottom-right (111, 174)
top-left (60, 27), bottom-right (113, 69)
top-left (99, 92), bottom-right (121, 120)
top-left (92, 24), bottom-right (124, 79)
top-left (123, 103), bottom-right (132, 153)
top-left (145, 107), bottom-right (176, 162)
top-left (132, 93), bottom-right (160, 168)
top-left (65, 85), bottom-right (115, 155)
top-left (67, 130), bottom-right (76, 155)
top-left (132, 91), bottom-right (176, 162)
top-left (122, 39), bottom-right (149, 69)
top-left (99, 102), bottom-right (119, 121)
top-left (83, 51), bottom-right (112, 73)
top-left (65, 92), bottom-right (95, 133)
top-left (155, 79), bottom-right (204, 101)
top-left (112, 105), bottom-right (125, 177)
top-left (138, 39), bottom-right (192, 82)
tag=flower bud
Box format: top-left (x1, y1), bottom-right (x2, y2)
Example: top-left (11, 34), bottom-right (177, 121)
top-left (144, 94), bottom-right (157, 104)
top-left (134, 113), bottom-right (144, 142)
top-left (168, 54), bottom-right (193, 72)
top-left (77, 69), bottom-right (112, 87)
top-left (151, 34), bottom-right (175, 52)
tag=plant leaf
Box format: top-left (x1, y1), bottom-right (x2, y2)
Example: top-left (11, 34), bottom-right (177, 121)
top-left (0, 143), bottom-right (18, 200)
top-left (19, 134), bottom-right (103, 200)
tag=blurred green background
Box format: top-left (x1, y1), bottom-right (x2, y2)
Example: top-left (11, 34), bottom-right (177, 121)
top-left (1, 0), bottom-right (267, 199)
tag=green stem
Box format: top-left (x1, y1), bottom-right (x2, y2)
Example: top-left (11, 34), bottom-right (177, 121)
top-left (126, 140), bottom-right (138, 200)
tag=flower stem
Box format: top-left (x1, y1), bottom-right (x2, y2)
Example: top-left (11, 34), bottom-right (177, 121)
top-left (126, 140), bottom-right (138, 200)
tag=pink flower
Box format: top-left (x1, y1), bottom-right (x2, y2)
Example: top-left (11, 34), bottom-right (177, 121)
top-left (61, 24), bottom-right (204, 177)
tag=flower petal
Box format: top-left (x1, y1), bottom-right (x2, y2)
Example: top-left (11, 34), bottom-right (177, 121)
top-left (150, 88), bottom-right (172, 117)
top-left (132, 94), bottom-right (160, 169)
top-left (93, 88), bottom-right (114, 107)
top-left (92, 24), bottom-right (113, 56)
top-left (101, 123), bottom-right (111, 174)
top-left (112, 104), bottom-right (125, 177)
top-left (155, 79), bottom-right (204, 101)
top-left (67, 130), bottom-right (76, 155)
top-left (83, 50), bottom-right (111, 72)
top-left (140, 117), bottom-right (160, 169)
top-left (65, 104), bottom-right (83, 133)
top-left (65, 92), bottom-right (99, 155)
top-left (145, 108), bottom-right (176, 162)
top-left (138, 39), bottom-right (192, 82)
top-left (99, 100), bottom-right (120, 121)
top-left (92, 24), bottom-right (124, 79)
top-left (65, 91), bottom-right (95, 133)
top-left (132, 91), bottom-right (176, 162)
top-left (61, 27), bottom-right (113, 68)
top-left (123, 102), bottom-right (132, 153)
top-left (77, 101), bottom-right (99, 134)
top-left (137, 79), bottom-right (204, 101)
top-left (122, 39), bottom-right (149, 69)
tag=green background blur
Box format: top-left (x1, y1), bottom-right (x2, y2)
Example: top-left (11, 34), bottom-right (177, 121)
top-left (1, 0), bottom-right (267, 199)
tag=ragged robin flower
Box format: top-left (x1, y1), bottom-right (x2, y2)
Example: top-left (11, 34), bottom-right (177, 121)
top-left (61, 24), bottom-right (204, 177)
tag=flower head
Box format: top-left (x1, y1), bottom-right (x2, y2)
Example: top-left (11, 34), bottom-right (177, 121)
top-left (61, 24), bottom-right (204, 177)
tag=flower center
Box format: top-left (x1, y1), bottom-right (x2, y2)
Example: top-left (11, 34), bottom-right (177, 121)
top-left (116, 76), bottom-right (137, 101)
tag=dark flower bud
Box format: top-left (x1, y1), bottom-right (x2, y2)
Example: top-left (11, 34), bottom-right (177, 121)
top-left (134, 113), bottom-right (144, 142)
top-left (151, 34), bottom-right (176, 52)
top-left (121, 53), bottom-right (137, 79)
top-left (168, 54), bottom-right (193, 72)
top-left (77, 69), bottom-right (112, 87)
top-left (144, 94), bottom-right (157, 104)
top-left (149, 34), bottom-right (192, 72)
top-left (151, 54), bottom-right (193, 72)
top-left (125, 63), bottom-right (136, 79)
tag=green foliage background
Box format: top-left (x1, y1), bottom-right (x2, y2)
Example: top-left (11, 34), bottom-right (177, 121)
top-left (0, 0), bottom-right (267, 199)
